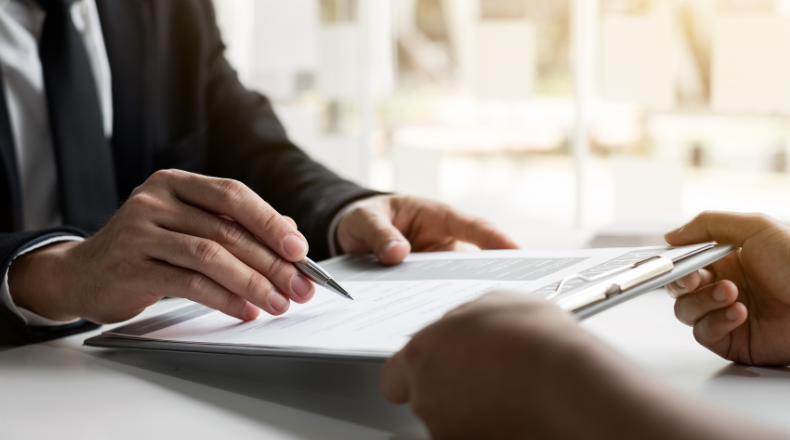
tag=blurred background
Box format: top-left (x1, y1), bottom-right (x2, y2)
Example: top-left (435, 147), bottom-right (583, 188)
top-left (212, 0), bottom-right (790, 250)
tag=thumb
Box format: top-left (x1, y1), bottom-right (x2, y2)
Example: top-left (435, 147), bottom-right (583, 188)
top-left (665, 211), bottom-right (776, 247)
top-left (353, 210), bottom-right (411, 265)
top-left (380, 350), bottom-right (411, 404)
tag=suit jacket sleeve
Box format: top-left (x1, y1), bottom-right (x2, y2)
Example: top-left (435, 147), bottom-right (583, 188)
top-left (0, 228), bottom-right (99, 345)
top-left (199, 1), bottom-right (381, 261)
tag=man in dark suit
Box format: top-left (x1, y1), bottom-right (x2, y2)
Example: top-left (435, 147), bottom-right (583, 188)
top-left (0, 0), bottom-right (517, 344)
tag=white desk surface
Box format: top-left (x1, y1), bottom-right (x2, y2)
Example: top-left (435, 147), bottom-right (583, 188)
top-left (2, 291), bottom-right (790, 440)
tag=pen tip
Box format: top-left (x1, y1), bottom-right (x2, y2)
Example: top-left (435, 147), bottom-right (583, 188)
top-left (327, 279), bottom-right (353, 300)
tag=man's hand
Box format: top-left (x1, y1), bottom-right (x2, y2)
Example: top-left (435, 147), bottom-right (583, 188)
top-left (665, 211), bottom-right (790, 366)
top-left (9, 169), bottom-right (317, 323)
top-left (336, 195), bottom-right (519, 265)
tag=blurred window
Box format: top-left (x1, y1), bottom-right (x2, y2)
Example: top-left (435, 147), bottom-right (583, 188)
top-left (214, 0), bottom-right (790, 250)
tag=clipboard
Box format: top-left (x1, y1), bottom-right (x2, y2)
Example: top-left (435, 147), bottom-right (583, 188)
top-left (554, 243), bottom-right (734, 319)
top-left (85, 244), bottom-right (736, 363)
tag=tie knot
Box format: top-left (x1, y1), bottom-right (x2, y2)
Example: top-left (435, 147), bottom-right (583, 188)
top-left (35, 0), bottom-right (73, 13)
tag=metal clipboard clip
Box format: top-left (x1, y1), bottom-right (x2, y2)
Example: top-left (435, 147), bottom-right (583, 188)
top-left (546, 255), bottom-right (675, 312)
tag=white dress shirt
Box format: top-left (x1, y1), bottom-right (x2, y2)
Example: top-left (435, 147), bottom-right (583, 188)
top-left (0, 0), bottom-right (111, 325)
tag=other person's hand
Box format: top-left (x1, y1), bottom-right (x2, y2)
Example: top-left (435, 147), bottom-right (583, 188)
top-left (665, 212), bottom-right (790, 366)
top-left (9, 170), bottom-right (316, 323)
top-left (380, 292), bottom-right (592, 439)
top-left (380, 291), bottom-right (781, 440)
top-left (336, 195), bottom-right (519, 265)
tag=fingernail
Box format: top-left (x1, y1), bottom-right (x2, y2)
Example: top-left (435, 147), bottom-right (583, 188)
top-left (245, 303), bottom-right (260, 320)
top-left (712, 284), bottom-right (727, 302)
top-left (291, 274), bottom-right (314, 299)
top-left (675, 279), bottom-right (685, 290)
top-left (726, 306), bottom-right (740, 320)
top-left (667, 226), bottom-right (683, 236)
top-left (283, 234), bottom-right (307, 260)
top-left (269, 289), bottom-right (289, 313)
top-left (382, 240), bottom-right (402, 254)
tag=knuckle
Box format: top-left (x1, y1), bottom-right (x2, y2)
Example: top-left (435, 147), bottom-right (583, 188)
top-left (243, 271), bottom-right (266, 298)
top-left (222, 292), bottom-right (242, 314)
top-left (673, 301), bottom-right (686, 323)
top-left (192, 240), bottom-right (223, 266)
top-left (351, 207), bottom-right (373, 223)
top-left (185, 273), bottom-right (208, 298)
top-left (472, 217), bottom-right (494, 230)
top-left (129, 184), bottom-right (145, 197)
top-left (467, 216), bottom-right (489, 235)
top-left (126, 193), bottom-right (162, 213)
top-left (696, 210), bottom-right (720, 225)
top-left (750, 212), bottom-right (773, 225)
top-left (260, 254), bottom-right (289, 281)
top-left (149, 169), bottom-right (177, 186)
top-left (256, 209), bottom-right (279, 234)
top-left (401, 343), bottom-right (423, 367)
top-left (372, 228), bottom-right (396, 246)
top-left (692, 324), bottom-right (709, 346)
top-left (217, 220), bottom-right (246, 248)
top-left (674, 298), bottom-right (696, 326)
top-left (282, 215), bottom-right (297, 228)
top-left (216, 179), bottom-right (247, 207)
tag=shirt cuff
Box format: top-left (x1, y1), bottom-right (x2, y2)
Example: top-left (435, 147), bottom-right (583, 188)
top-left (327, 197), bottom-right (381, 257)
top-left (0, 236), bottom-right (85, 327)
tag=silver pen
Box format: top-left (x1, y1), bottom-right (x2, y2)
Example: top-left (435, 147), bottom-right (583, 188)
top-left (293, 256), bottom-right (354, 300)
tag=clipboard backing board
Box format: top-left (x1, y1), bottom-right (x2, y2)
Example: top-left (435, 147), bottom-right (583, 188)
top-left (85, 245), bottom-right (735, 363)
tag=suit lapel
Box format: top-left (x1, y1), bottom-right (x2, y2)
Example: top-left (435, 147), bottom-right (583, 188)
top-left (0, 71), bottom-right (21, 232)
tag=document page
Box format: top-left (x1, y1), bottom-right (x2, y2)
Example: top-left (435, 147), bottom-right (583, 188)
top-left (105, 245), bottom-right (707, 355)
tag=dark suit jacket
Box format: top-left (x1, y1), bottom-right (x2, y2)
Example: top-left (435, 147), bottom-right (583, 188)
top-left (0, 0), bottom-right (378, 344)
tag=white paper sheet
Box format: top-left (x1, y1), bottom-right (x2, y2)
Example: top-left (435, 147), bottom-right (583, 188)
top-left (106, 245), bottom-right (709, 355)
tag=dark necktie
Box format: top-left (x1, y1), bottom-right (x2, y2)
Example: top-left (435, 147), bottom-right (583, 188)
top-left (37, 0), bottom-right (117, 232)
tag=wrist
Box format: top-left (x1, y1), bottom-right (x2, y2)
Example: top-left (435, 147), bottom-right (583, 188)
top-left (534, 331), bottom-right (666, 438)
top-left (543, 333), bottom-right (764, 440)
top-left (8, 241), bottom-right (81, 321)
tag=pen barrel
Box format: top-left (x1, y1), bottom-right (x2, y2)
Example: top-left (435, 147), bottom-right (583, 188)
top-left (294, 258), bottom-right (330, 287)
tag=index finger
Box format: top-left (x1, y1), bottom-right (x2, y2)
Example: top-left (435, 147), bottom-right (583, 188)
top-left (666, 268), bottom-right (715, 298)
top-left (445, 211), bottom-right (519, 250)
top-left (380, 350), bottom-right (411, 404)
top-left (154, 170), bottom-right (308, 261)
top-left (664, 211), bottom-right (777, 248)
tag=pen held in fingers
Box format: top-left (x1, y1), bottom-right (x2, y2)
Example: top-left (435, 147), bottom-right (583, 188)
top-left (293, 257), bottom-right (354, 300)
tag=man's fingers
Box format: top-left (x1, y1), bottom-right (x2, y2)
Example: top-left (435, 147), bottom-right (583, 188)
top-left (153, 201), bottom-right (315, 304)
top-left (283, 216), bottom-right (298, 229)
top-left (666, 268), bottom-right (715, 298)
top-left (143, 229), bottom-right (291, 316)
top-left (350, 209), bottom-right (411, 265)
top-left (444, 211), bottom-right (519, 250)
top-left (141, 260), bottom-right (256, 321)
top-left (150, 169), bottom-right (309, 262)
top-left (665, 211), bottom-right (777, 247)
top-left (693, 302), bottom-right (748, 356)
top-left (674, 280), bottom-right (738, 325)
top-left (380, 351), bottom-right (411, 404)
